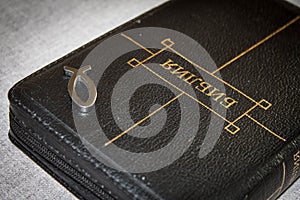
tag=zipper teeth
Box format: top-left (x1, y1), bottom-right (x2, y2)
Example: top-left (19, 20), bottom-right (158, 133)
top-left (10, 118), bottom-right (115, 200)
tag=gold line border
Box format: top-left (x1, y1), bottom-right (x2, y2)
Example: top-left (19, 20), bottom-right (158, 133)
top-left (246, 114), bottom-right (286, 141)
top-left (104, 92), bottom-right (184, 146)
top-left (166, 45), bottom-right (259, 104)
top-left (141, 63), bottom-right (231, 124)
top-left (121, 33), bottom-right (154, 55)
top-left (119, 34), bottom-right (287, 142)
top-left (213, 16), bottom-right (300, 74)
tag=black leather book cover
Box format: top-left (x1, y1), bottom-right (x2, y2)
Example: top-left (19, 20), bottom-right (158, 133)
top-left (8, 0), bottom-right (300, 199)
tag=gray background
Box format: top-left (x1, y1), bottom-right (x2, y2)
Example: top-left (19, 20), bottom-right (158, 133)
top-left (0, 0), bottom-right (299, 199)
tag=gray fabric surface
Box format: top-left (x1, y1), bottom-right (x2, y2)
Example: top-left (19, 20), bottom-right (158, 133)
top-left (0, 0), bottom-right (298, 199)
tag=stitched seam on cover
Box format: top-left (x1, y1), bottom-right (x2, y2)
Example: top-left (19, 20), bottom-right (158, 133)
top-left (10, 56), bottom-right (140, 197)
top-left (10, 113), bottom-right (112, 200)
top-left (8, 20), bottom-right (144, 198)
top-left (13, 133), bottom-right (85, 200)
top-left (11, 98), bottom-right (138, 199)
top-left (9, 3), bottom-right (174, 198)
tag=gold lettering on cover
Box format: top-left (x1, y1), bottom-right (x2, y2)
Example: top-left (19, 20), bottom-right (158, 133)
top-left (206, 88), bottom-right (226, 101)
top-left (161, 59), bottom-right (197, 84)
top-left (183, 73), bottom-right (197, 84)
top-left (160, 58), bottom-right (238, 109)
top-left (160, 58), bottom-right (178, 70)
top-left (195, 82), bottom-right (212, 93)
top-left (170, 66), bottom-right (191, 79)
top-left (220, 97), bottom-right (238, 109)
top-left (114, 33), bottom-right (289, 145)
top-left (188, 77), bottom-right (203, 85)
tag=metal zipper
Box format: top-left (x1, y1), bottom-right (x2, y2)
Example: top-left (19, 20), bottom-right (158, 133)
top-left (10, 116), bottom-right (115, 200)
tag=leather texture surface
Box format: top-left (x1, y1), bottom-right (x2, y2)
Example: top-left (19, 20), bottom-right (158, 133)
top-left (8, 0), bottom-right (300, 199)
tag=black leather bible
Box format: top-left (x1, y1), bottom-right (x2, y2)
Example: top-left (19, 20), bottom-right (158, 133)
top-left (8, 0), bottom-right (300, 199)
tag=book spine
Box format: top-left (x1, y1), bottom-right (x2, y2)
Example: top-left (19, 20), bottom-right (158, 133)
top-left (247, 134), bottom-right (300, 200)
